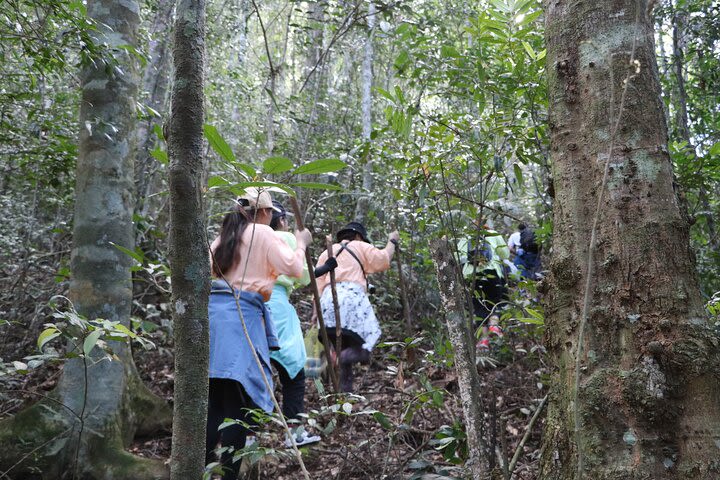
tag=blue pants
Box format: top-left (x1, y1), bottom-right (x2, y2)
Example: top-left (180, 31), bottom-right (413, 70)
top-left (514, 252), bottom-right (541, 279)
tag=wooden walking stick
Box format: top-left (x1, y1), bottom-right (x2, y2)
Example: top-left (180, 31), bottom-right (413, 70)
top-left (392, 238), bottom-right (415, 365)
top-left (289, 196), bottom-right (340, 393)
top-left (325, 235), bottom-right (343, 371)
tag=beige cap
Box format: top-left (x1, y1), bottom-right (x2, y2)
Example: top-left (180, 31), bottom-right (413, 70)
top-left (237, 187), bottom-right (281, 212)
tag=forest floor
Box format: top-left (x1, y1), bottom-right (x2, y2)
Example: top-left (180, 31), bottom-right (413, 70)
top-left (2, 307), bottom-right (547, 479)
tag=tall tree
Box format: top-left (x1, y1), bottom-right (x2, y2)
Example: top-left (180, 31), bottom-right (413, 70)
top-left (431, 238), bottom-right (490, 479)
top-left (0, 0), bottom-right (171, 478)
top-left (540, 0), bottom-right (720, 478)
top-left (135, 0), bottom-right (177, 221)
top-left (354, 0), bottom-right (376, 223)
top-left (166, 0), bottom-right (210, 477)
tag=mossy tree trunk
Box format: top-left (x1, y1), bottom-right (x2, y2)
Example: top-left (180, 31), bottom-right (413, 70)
top-left (167, 0), bottom-right (210, 478)
top-left (430, 237), bottom-right (491, 480)
top-left (540, 0), bottom-right (720, 478)
top-left (0, 1), bottom-right (171, 479)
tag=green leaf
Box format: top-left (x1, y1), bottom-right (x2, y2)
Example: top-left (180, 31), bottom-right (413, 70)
top-left (373, 411), bottom-right (393, 429)
top-left (110, 242), bottom-right (144, 264)
top-left (150, 147), bottom-right (168, 165)
top-left (394, 50), bottom-right (410, 72)
top-left (208, 176), bottom-right (229, 188)
top-left (441, 45), bottom-right (460, 58)
top-left (263, 156), bottom-right (294, 174)
top-left (38, 328), bottom-right (61, 351)
top-left (290, 182), bottom-right (343, 191)
top-left (83, 329), bottom-right (104, 356)
top-left (153, 124), bottom-right (164, 140)
top-left (228, 182), bottom-right (295, 197)
top-left (292, 158), bottom-right (347, 175)
top-left (709, 142), bottom-right (720, 156)
top-left (204, 124), bottom-right (236, 162)
top-left (521, 41), bottom-right (536, 60)
top-left (376, 87), bottom-right (395, 104)
top-left (514, 164), bottom-right (525, 188)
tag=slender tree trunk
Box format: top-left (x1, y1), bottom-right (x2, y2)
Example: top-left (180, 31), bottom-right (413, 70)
top-left (430, 237), bottom-right (490, 480)
top-left (671, 10), bottom-right (690, 141)
top-left (0, 1), bottom-right (171, 478)
top-left (167, 0), bottom-right (209, 478)
top-left (354, 0), bottom-right (376, 223)
top-left (670, 7), bottom-right (718, 250)
top-left (540, 0), bottom-right (720, 478)
top-left (135, 0), bottom-right (176, 221)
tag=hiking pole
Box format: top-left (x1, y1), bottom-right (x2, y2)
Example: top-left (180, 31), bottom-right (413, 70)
top-left (391, 238), bottom-right (415, 365)
top-left (289, 196), bottom-right (341, 393)
top-left (325, 235), bottom-right (343, 375)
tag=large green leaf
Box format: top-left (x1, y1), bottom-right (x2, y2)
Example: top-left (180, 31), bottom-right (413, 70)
top-left (204, 124), bottom-right (236, 162)
top-left (83, 329), bottom-right (104, 356)
top-left (290, 182), bottom-right (344, 191)
top-left (38, 327), bottom-right (61, 351)
top-left (263, 156), bottom-right (294, 174)
top-left (292, 158), bottom-right (347, 175)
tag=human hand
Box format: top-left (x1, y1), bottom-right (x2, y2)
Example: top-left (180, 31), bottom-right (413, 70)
top-left (295, 228), bottom-right (312, 249)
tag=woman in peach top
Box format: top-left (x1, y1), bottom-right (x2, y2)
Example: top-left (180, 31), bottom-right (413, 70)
top-left (315, 222), bottom-right (399, 392)
top-left (206, 188), bottom-right (311, 479)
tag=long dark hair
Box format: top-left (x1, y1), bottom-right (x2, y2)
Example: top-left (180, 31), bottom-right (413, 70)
top-left (212, 203), bottom-right (256, 277)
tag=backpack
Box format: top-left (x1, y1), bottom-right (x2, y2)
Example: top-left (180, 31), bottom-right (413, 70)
top-left (519, 227), bottom-right (539, 253)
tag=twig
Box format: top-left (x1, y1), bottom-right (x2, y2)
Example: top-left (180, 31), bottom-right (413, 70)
top-left (509, 395), bottom-right (548, 477)
top-left (0, 427), bottom-right (74, 479)
top-left (325, 235), bottom-right (343, 377)
top-left (393, 239), bottom-right (415, 365)
top-left (289, 196), bottom-right (340, 392)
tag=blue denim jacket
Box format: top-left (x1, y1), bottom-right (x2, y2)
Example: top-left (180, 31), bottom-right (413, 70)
top-left (208, 280), bottom-right (279, 412)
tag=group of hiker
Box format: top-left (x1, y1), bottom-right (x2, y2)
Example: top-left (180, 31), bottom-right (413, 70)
top-left (206, 188), bottom-right (397, 479)
top-left (459, 219), bottom-right (542, 350)
top-left (205, 188), bottom-right (540, 478)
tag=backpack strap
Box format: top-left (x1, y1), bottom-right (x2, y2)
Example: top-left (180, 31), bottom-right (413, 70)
top-left (336, 242), bottom-right (370, 291)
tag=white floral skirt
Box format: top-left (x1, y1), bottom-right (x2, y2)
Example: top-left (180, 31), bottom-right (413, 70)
top-left (320, 282), bottom-right (381, 351)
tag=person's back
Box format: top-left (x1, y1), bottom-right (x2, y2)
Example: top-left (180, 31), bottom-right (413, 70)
top-left (512, 224), bottom-right (541, 279)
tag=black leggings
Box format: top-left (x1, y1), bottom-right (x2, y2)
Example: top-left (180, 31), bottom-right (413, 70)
top-left (206, 378), bottom-right (258, 480)
top-left (323, 328), bottom-right (370, 392)
top-left (271, 360), bottom-right (306, 421)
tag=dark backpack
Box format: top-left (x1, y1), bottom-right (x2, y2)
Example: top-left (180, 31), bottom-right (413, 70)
top-left (520, 228), bottom-right (539, 253)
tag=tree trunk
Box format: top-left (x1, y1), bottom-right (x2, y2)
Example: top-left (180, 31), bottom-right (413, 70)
top-left (0, 1), bottom-right (171, 478)
top-left (669, 7), bottom-right (718, 251)
top-left (430, 237), bottom-right (490, 480)
top-left (354, 0), bottom-right (376, 223)
top-left (135, 0), bottom-right (176, 222)
top-left (167, 0), bottom-right (210, 478)
top-left (540, 1), bottom-right (720, 479)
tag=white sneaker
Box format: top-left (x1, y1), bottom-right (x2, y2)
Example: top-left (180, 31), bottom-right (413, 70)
top-left (284, 429), bottom-right (321, 448)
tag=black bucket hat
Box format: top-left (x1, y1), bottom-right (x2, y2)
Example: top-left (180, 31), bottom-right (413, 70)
top-left (336, 221), bottom-right (370, 243)
top-left (271, 200), bottom-right (293, 221)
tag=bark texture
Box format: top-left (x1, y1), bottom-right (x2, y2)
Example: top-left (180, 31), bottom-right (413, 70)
top-left (540, 0), bottom-right (720, 478)
top-left (0, 1), bottom-right (171, 478)
top-left (167, 0), bottom-right (210, 478)
top-left (430, 237), bottom-right (490, 480)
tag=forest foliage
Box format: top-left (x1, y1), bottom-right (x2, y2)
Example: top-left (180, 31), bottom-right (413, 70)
top-left (0, 0), bottom-right (719, 477)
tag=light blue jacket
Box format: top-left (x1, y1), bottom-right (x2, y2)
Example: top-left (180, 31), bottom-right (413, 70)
top-left (208, 279), bottom-right (278, 412)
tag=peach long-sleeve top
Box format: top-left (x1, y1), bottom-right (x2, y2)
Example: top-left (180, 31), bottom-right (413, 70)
top-left (210, 223), bottom-right (305, 301)
top-left (315, 240), bottom-right (391, 294)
